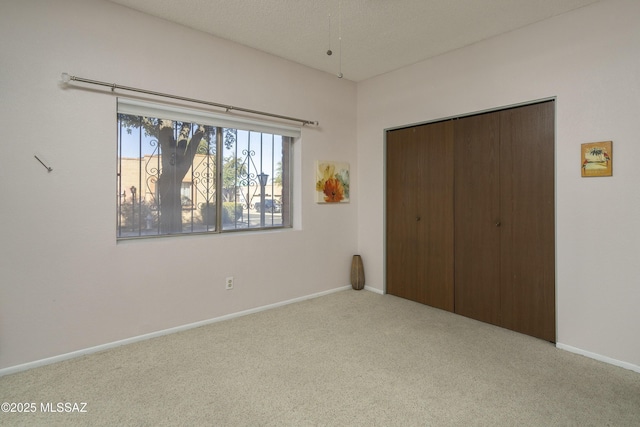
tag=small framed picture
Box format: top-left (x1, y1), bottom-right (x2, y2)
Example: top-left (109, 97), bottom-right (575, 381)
top-left (581, 141), bottom-right (612, 177)
top-left (315, 161), bottom-right (350, 203)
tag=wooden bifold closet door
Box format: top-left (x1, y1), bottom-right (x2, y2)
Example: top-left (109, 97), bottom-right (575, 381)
top-left (386, 101), bottom-right (555, 342)
top-left (454, 111), bottom-right (502, 326)
top-left (386, 121), bottom-right (454, 311)
top-left (498, 102), bottom-right (555, 341)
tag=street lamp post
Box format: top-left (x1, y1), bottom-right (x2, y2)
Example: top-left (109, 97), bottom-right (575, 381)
top-left (257, 173), bottom-right (269, 227)
top-left (130, 186), bottom-right (137, 231)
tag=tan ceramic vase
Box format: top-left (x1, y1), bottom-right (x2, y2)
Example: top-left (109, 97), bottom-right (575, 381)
top-left (350, 255), bottom-right (365, 290)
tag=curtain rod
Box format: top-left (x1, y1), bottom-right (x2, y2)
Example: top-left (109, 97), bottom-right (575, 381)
top-left (60, 73), bottom-right (319, 127)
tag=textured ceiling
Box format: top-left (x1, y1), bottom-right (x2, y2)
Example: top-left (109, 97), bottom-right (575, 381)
top-left (108, 0), bottom-right (600, 82)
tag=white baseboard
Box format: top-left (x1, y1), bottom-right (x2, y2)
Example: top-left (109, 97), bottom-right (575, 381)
top-left (556, 342), bottom-right (640, 373)
top-left (17, 287), bottom-right (634, 379)
top-left (0, 286), bottom-right (352, 377)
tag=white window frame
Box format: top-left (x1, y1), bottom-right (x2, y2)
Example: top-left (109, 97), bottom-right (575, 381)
top-left (116, 98), bottom-right (298, 240)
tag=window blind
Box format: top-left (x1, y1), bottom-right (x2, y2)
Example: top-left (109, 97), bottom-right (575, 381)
top-left (117, 98), bottom-right (302, 138)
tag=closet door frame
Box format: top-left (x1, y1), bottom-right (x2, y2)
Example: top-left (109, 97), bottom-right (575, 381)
top-left (384, 98), bottom-right (556, 342)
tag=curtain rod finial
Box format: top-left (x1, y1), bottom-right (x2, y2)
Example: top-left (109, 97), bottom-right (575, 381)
top-left (61, 72), bottom-right (71, 83)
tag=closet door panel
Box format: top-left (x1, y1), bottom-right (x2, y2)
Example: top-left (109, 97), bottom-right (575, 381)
top-left (386, 122), bottom-right (454, 310)
top-left (499, 101), bottom-right (556, 341)
top-left (454, 113), bottom-right (501, 325)
top-left (415, 122), bottom-right (454, 310)
top-left (386, 127), bottom-right (419, 301)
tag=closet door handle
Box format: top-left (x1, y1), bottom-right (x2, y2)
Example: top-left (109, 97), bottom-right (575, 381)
top-left (416, 216), bottom-right (421, 221)
top-left (495, 221), bottom-right (501, 227)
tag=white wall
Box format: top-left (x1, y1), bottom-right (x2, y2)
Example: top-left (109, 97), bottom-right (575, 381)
top-left (357, 0), bottom-right (640, 369)
top-left (2, 0), bottom-right (638, 374)
top-left (0, 0), bottom-right (357, 370)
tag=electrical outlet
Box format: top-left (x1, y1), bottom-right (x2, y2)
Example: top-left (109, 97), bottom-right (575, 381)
top-left (225, 276), bottom-right (234, 290)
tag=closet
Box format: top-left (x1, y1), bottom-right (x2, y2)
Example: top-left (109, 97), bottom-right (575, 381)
top-left (386, 101), bottom-right (555, 342)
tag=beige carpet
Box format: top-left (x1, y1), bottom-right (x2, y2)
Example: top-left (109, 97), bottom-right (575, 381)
top-left (1, 290), bottom-right (639, 426)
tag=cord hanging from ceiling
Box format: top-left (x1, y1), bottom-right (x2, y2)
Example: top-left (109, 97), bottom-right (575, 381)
top-left (337, 0), bottom-right (343, 78)
top-left (326, 13), bottom-right (333, 56)
top-left (325, 0), bottom-right (343, 78)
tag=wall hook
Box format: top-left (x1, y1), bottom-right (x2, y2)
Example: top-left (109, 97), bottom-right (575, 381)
top-left (34, 155), bottom-right (53, 172)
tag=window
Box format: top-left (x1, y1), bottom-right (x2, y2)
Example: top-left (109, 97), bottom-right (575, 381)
top-left (116, 99), bottom-right (296, 239)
